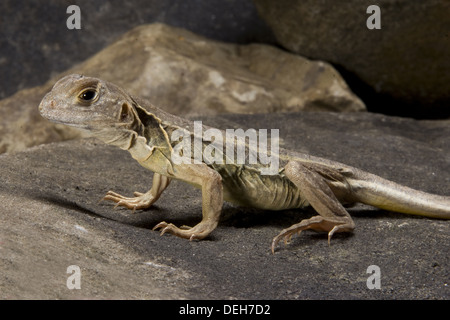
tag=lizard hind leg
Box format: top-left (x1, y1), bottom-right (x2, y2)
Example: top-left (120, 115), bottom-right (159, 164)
top-left (271, 161), bottom-right (355, 253)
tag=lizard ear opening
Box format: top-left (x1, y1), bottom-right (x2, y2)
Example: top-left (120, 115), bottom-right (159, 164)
top-left (118, 103), bottom-right (135, 123)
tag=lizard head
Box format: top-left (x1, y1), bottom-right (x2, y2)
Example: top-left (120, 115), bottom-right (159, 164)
top-left (39, 74), bottom-right (142, 133)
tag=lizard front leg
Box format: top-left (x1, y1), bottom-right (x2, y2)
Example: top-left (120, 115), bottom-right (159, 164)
top-left (153, 163), bottom-right (223, 241)
top-left (272, 161), bottom-right (355, 253)
top-left (103, 173), bottom-right (170, 212)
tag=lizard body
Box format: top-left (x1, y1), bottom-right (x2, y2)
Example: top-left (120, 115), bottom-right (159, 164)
top-left (39, 74), bottom-right (450, 252)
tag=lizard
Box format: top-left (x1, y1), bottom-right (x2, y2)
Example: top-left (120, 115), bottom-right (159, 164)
top-left (38, 74), bottom-right (450, 253)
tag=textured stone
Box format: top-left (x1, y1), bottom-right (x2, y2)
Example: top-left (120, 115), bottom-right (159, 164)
top-left (253, 0), bottom-right (450, 118)
top-left (0, 111), bottom-right (448, 299)
top-left (72, 23), bottom-right (363, 115)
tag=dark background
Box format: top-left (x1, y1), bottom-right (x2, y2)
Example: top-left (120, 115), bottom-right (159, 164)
top-left (0, 0), bottom-right (276, 100)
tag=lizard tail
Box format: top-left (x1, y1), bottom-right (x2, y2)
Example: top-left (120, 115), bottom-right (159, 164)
top-left (351, 173), bottom-right (450, 219)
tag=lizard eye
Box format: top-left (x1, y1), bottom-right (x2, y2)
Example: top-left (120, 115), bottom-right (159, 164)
top-left (78, 89), bottom-right (98, 102)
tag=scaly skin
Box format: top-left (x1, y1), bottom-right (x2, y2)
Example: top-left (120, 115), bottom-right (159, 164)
top-left (39, 74), bottom-right (450, 252)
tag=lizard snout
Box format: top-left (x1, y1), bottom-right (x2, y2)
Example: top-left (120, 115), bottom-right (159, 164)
top-left (38, 93), bottom-right (55, 117)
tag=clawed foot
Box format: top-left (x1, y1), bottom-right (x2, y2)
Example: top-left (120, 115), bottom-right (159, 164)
top-left (271, 227), bottom-right (301, 254)
top-left (271, 216), bottom-right (354, 253)
top-left (102, 190), bottom-right (155, 212)
top-left (153, 221), bottom-right (216, 241)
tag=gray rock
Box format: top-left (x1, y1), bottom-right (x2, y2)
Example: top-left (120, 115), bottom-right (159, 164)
top-left (0, 87), bottom-right (86, 154)
top-left (1, 111), bottom-right (448, 299)
top-left (253, 0), bottom-right (450, 118)
top-left (0, 23), bottom-right (364, 154)
top-left (69, 23), bottom-right (364, 115)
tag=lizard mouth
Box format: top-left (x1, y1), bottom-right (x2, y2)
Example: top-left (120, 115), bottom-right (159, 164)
top-left (38, 99), bottom-right (90, 129)
top-left (45, 117), bottom-right (89, 129)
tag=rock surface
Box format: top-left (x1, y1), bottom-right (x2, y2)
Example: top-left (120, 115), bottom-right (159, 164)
top-left (1, 112), bottom-right (448, 299)
top-left (0, 23), bottom-right (364, 154)
top-left (253, 0), bottom-right (450, 118)
top-left (66, 23), bottom-right (364, 116)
